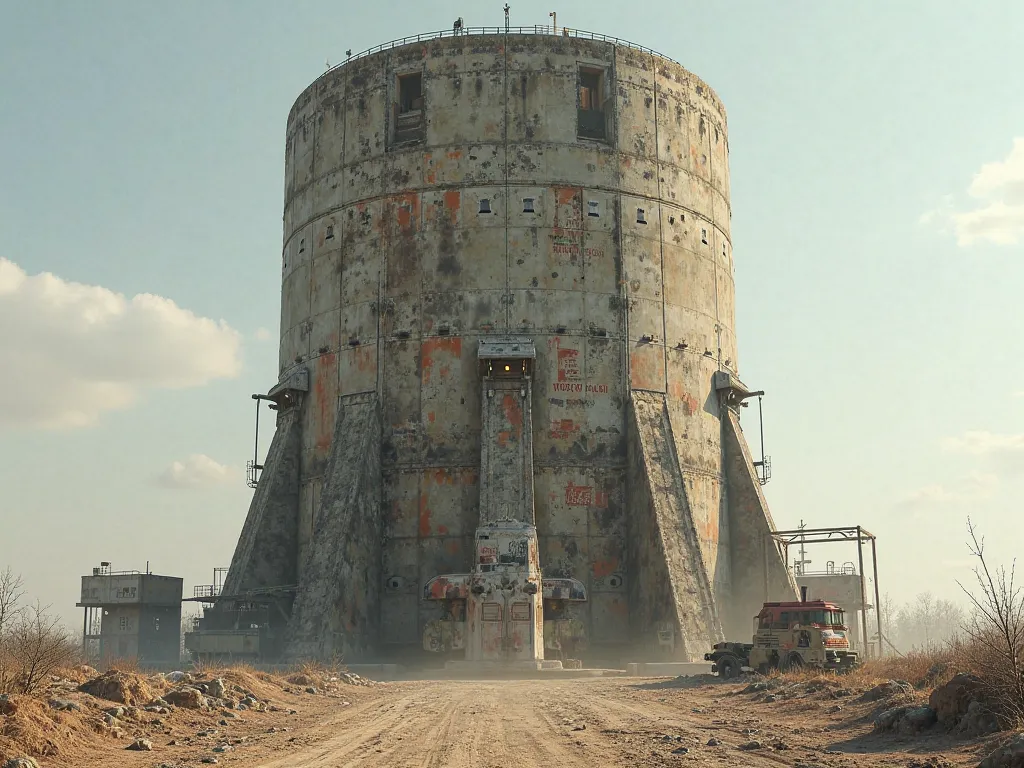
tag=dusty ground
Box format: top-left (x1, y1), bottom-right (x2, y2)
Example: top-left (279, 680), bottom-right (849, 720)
top-left (8, 673), bottom-right (1004, 768)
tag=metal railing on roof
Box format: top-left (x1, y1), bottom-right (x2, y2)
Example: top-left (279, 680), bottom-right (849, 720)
top-left (317, 26), bottom-right (681, 82)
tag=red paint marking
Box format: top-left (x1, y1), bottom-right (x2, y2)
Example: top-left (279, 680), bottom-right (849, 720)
top-left (438, 525), bottom-right (449, 535)
top-left (565, 482), bottom-right (593, 507)
top-left (556, 187), bottom-right (577, 205)
top-left (557, 348), bottom-right (581, 382)
top-left (428, 412), bottom-right (436, 423)
top-left (593, 558), bottom-right (619, 579)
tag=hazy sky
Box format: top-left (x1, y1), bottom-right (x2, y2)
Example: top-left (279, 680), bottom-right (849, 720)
top-left (1, 1), bottom-right (1022, 629)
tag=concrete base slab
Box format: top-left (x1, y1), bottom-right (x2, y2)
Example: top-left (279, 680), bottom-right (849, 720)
top-left (346, 663), bottom-right (402, 680)
top-left (444, 659), bottom-right (564, 672)
top-left (625, 662), bottom-right (714, 677)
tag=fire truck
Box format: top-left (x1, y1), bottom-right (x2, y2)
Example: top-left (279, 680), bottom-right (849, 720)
top-left (705, 591), bottom-right (859, 677)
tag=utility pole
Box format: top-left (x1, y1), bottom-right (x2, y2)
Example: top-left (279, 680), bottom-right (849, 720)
top-left (794, 519), bottom-right (811, 576)
top-left (549, 11), bottom-right (557, 35)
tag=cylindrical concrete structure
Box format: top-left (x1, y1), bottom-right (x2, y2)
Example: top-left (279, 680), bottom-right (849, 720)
top-left (279, 31), bottom-right (738, 657)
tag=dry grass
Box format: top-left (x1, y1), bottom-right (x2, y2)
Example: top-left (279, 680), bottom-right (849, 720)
top-left (286, 658), bottom-right (347, 687)
top-left (775, 647), bottom-right (960, 692)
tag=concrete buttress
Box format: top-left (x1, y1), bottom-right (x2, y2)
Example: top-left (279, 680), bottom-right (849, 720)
top-left (722, 408), bottom-right (799, 638)
top-left (220, 408), bottom-right (301, 596)
top-left (286, 393), bottom-right (383, 659)
top-left (627, 391), bottom-right (723, 660)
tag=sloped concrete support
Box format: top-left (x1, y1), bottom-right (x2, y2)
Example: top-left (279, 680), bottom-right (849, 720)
top-left (627, 392), bottom-right (723, 661)
top-left (723, 409), bottom-right (798, 639)
top-left (221, 408), bottom-right (301, 596)
top-left (286, 393), bottom-right (382, 661)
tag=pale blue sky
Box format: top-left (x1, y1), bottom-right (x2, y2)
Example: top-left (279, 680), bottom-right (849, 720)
top-left (2, 1), bottom-right (1022, 628)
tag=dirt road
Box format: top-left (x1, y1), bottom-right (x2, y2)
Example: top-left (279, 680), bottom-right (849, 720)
top-left (21, 674), bottom-right (992, 767)
top-left (244, 678), bottom-right (982, 768)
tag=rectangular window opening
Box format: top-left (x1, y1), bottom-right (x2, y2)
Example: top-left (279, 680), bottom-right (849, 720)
top-left (701, 228), bottom-right (708, 245)
top-left (588, 201), bottom-right (600, 217)
top-left (326, 225), bottom-right (334, 240)
top-left (577, 66), bottom-right (607, 141)
top-left (398, 73), bottom-right (423, 114)
top-left (523, 197), bottom-right (535, 213)
top-left (636, 208), bottom-right (647, 224)
top-left (479, 198), bottom-right (492, 214)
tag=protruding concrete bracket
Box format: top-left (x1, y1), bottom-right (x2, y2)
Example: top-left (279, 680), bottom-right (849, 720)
top-left (477, 337), bottom-right (537, 359)
top-left (714, 370), bottom-right (760, 411)
top-left (267, 367), bottom-right (309, 411)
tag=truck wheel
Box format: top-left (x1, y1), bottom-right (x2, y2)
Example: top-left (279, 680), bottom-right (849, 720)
top-left (717, 655), bottom-right (740, 679)
top-left (781, 653), bottom-right (804, 671)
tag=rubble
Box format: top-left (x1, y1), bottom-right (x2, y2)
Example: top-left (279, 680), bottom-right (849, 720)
top-left (78, 669), bottom-right (157, 706)
top-left (861, 679), bottom-right (914, 702)
top-left (979, 733), bottom-right (1024, 768)
top-left (928, 673), bottom-right (999, 736)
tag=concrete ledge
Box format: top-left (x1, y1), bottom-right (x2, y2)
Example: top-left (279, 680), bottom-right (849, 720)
top-left (625, 662), bottom-right (714, 677)
top-left (444, 659), bottom-right (564, 672)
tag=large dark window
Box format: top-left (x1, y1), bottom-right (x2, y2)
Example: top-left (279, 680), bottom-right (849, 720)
top-left (393, 72), bottom-right (425, 147)
top-left (578, 67), bottom-right (607, 141)
top-left (398, 73), bottom-right (423, 114)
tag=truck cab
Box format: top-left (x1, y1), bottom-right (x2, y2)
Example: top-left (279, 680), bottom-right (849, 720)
top-left (705, 597), bottom-right (859, 676)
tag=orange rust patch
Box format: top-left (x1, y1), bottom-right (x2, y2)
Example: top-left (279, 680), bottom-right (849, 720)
top-left (556, 187), bottom-right (578, 205)
top-left (502, 393), bottom-right (523, 434)
top-left (355, 345), bottom-right (377, 372)
top-left (443, 189), bottom-right (460, 226)
top-left (446, 150), bottom-right (462, 160)
top-left (418, 495), bottom-right (432, 538)
top-left (314, 353), bottom-right (338, 452)
top-left (431, 468), bottom-right (455, 486)
top-left (421, 336), bottom-right (463, 384)
top-left (497, 430), bottom-right (512, 448)
top-left (438, 525), bottom-right (449, 535)
top-left (607, 598), bottom-right (629, 617)
top-left (446, 539), bottom-right (460, 555)
top-left (428, 412), bottom-right (436, 423)
top-left (593, 558), bottom-right (619, 579)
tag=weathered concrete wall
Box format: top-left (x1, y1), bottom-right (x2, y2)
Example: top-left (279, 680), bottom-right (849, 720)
top-left (221, 408), bottom-right (301, 596)
top-left (286, 393), bottom-right (382, 660)
top-left (627, 391), bottom-right (723, 660)
top-left (264, 30), bottom-right (761, 658)
top-left (722, 409), bottom-right (798, 638)
top-left (479, 377), bottom-right (535, 524)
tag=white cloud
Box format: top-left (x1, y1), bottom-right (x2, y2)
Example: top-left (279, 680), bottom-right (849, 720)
top-left (0, 259), bottom-right (242, 429)
top-left (924, 138), bottom-right (1024, 246)
top-left (942, 430), bottom-right (1024, 455)
top-left (942, 430), bottom-right (1024, 476)
top-left (254, 327), bottom-right (273, 342)
top-left (899, 470), bottom-right (998, 514)
top-left (156, 454), bottom-right (234, 489)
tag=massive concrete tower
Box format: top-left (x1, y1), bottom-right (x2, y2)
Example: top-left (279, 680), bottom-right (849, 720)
top-left (220, 28), bottom-right (796, 664)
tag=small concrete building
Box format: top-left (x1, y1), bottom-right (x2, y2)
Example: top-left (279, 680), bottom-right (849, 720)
top-left (77, 563), bottom-right (182, 664)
